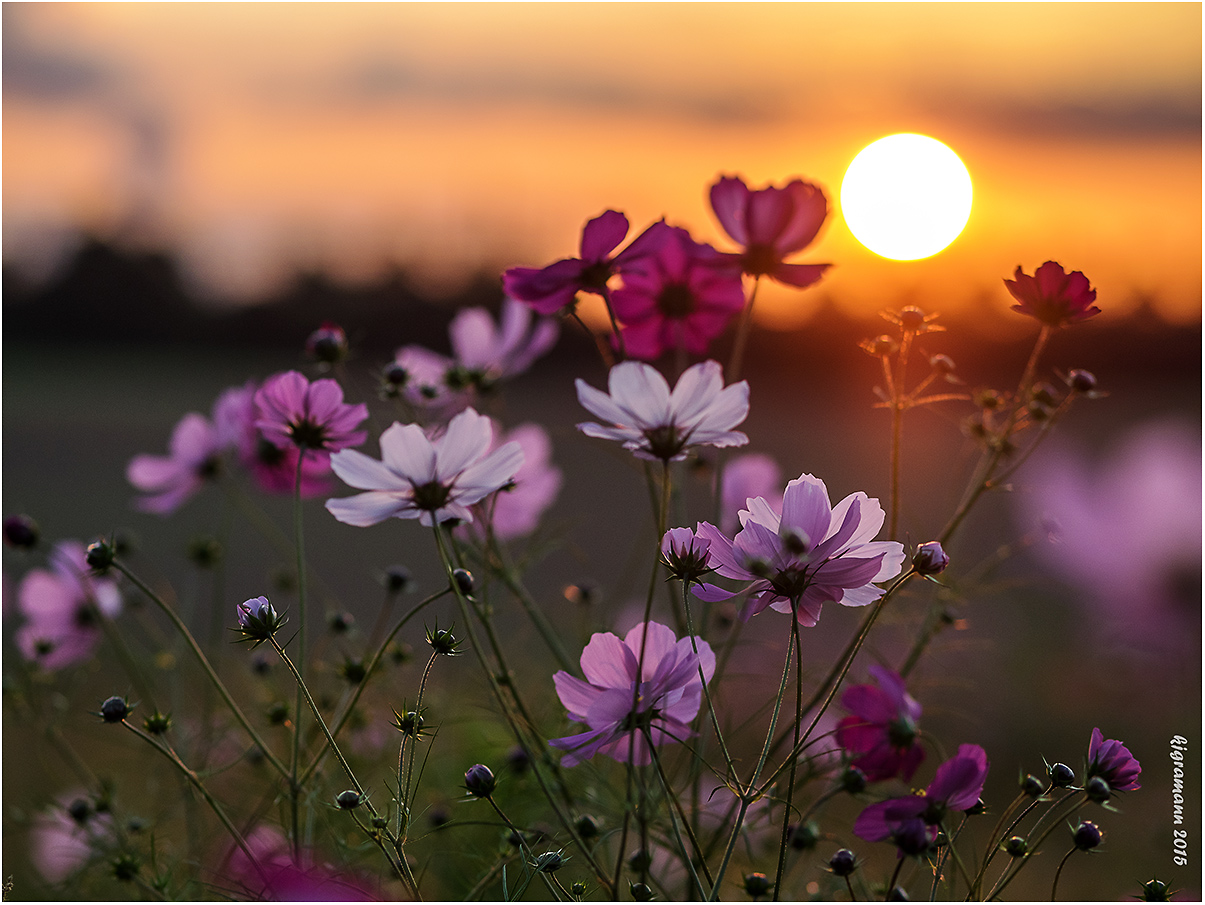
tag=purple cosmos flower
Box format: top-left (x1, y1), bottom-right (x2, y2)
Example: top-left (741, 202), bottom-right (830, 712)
top-left (227, 825), bottom-right (375, 901)
top-left (254, 371), bottom-right (368, 455)
top-left (836, 665), bottom-right (925, 782)
top-left (720, 453), bottom-right (783, 534)
top-left (15, 541), bottom-right (122, 671)
top-left (325, 407), bottom-right (524, 528)
top-left (549, 621), bottom-right (715, 767)
top-left (1087, 728), bottom-right (1142, 791)
top-left (576, 359), bottom-right (749, 462)
top-left (213, 382), bottom-right (332, 497)
top-left (695, 473), bottom-right (906, 626)
top-left (609, 222), bottom-right (746, 361)
top-left (854, 744), bottom-right (990, 852)
top-left (1004, 261), bottom-right (1100, 328)
top-left (126, 412), bottom-right (223, 514)
top-left (30, 793), bottom-right (116, 884)
top-left (709, 174), bottom-right (831, 287)
top-left (457, 421), bottom-right (562, 542)
top-left (503, 210), bottom-right (652, 314)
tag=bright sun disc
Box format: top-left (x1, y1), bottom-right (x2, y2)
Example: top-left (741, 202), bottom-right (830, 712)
top-left (841, 133), bottom-right (972, 261)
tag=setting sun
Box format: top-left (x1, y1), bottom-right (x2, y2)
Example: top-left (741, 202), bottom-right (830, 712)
top-left (841, 133), bottom-right (973, 261)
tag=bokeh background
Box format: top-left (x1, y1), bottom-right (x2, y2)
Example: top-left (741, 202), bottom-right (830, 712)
top-left (4, 3), bottom-right (1200, 901)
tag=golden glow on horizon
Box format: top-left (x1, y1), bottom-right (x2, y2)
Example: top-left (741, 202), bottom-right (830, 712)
top-left (841, 134), bottom-right (973, 261)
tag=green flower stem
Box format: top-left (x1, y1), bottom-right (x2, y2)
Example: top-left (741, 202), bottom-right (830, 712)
top-left (398, 650), bottom-right (439, 840)
top-left (112, 560), bottom-right (289, 779)
top-left (682, 589), bottom-right (737, 779)
top-left (1050, 846), bottom-right (1077, 901)
top-left (727, 275), bottom-right (763, 383)
top-left (986, 792), bottom-right (1087, 900)
top-left (289, 450), bottom-right (309, 854)
top-left (120, 721), bottom-right (271, 890)
top-left (298, 587), bottom-right (448, 786)
top-left (772, 615), bottom-right (805, 901)
top-left (93, 601), bottom-right (161, 714)
top-left (937, 819), bottom-right (976, 896)
top-left (488, 544), bottom-right (576, 674)
top-left (485, 795), bottom-right (563, 901)
top-left (645, 728), bottom-right (714, 898)
top-left (973, 788), bottom-right (1049, 896)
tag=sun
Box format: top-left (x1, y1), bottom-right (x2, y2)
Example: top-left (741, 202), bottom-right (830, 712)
top-left (840, 133), bottom-right (973, 261)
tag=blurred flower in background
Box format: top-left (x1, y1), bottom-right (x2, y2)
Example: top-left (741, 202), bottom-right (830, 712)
top-left (1016, 419), bottom-right (1201, 651)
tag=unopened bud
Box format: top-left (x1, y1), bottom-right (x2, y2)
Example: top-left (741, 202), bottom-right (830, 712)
top-left (99, 696), bottom-right (131, 724)
top-left (464, 763), bottom-right (496, 798)
top-left (1073, 820), bottom-right (1103, 850)
top-left (828, 848), bottom-right (857, 877)
top-left (3, 514), bottom-right (39, 549)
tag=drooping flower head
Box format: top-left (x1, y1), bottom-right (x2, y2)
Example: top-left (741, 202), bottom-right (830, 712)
top-left (15, 541), bottom-right (122, 671)
top-left (854, 744), bottom-right (990, 854)
top-left (254, 371), bottom-right (368, 455)
top-left (456, 421), bottom-right (562, 542)
top-left (1004, 261), bottom-right (1100, 328)
top-left (126, 412), bottom-right (223, 514)
top-left (503, 210), bottom-right (653, 315)
top-left (696, 473), bottom-right (906, 626)
top-left (709, 174), bottom-right (831, 288)
top-left (1086, 727), bottom-right (1142, 792)
top-left (609, 222), bottom-right (746, 361)
top-left (837, 665), bottom-right (925, 782)
top-left (576, 360), bottom-right (749, 462)
top-left (549, 621), bottom-right (715, 767)
top-left (325, 407), bottom-right (524, 528)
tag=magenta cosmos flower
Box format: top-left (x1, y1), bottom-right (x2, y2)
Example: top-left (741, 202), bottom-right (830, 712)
top-left (503, 210), bottom-right (653, 314)
top-left (836, 665), bottom-right (925, 782)
top-left (15, 541), bottom-right (122, 671)
top-left (696, 473), bottom-right (906, 626)
top-left (325, 407), bottom-right (524, 528)
top-left (127, 412), bottom-right (223, 514)
top-left (709, 174), bottom-right (831, 288)
top-left (227, 825), bottom-right (375, 901)
top-left (609, 222), bottom-right (746, 360)
top-left (254, 371), bottom-right (368, 456)
top-left (457, 421), bottom-right (562, 542)
top-left (549, 621), bottom-right (715, 767)
top-left (854, 744), bottom-right (989, 852)
top-left (1004, 261), bottom-right (1100, 328)
top-left (576, 359), bottom-right (749, 462)
top-left (1087, 727), bottom-right (1141, 792)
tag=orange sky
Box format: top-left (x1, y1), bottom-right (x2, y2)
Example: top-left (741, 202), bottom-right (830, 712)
top-left (3, 3), bottom-right (1200, 324)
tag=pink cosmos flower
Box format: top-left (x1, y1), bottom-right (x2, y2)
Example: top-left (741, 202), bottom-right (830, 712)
top-left (254, 371), bottom-right (368, 456)
top-left (15, 541), bottom-right (122, 671)
top-left (458, 421), bottom-right (562, 542)
top-left (226, 825), bottom-right (375, 901)
top-left (576, 359), bottom-right (749, 462)
top-left (213, 382), bottom-right (332, 497)
top-left (503, 210), bottom-right (654, 314)
top-left (695, 474), bottom-right (906, 626)
top-left (325, 407), bottom-right (524, 528)
top-left (854, 744), bottom-right (990, 853)
top-left (709, 174), bottom-right (831, 287)
top-left (1004, 261), bottom-right (1100, 328)
top-left (609, 222), bottom-right (746, 360)
top-left (126, 412), bottom-right (223, 513)
top-left (30, 794), bottom-right (116, 884)
top-left (720, 453), bottom-right (783, 535)
top-left (549, 621), bottom-right (715, 767)
top-left (1087, 727), bottom-right (1141, 792)
top-left (836, 665), bottom-right (925, 782)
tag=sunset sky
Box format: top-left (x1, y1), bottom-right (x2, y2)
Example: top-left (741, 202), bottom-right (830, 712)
top-left (4, 2), bottom-right (1200, 326)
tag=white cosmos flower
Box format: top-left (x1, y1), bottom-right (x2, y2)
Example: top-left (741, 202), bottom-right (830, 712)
top-left (325, 408), bottom-right (524, 528)
top-left (575, 360), bottom-right (749, 462)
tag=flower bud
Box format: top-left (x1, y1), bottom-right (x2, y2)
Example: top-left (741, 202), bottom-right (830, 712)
top-left (1139, 879), bottom-right (1174, 901)
top-left (372, 815), bottom-right (389, 829)
top-left (451, 568), bottom-right (474, 596)
top-left (743, 872), bottom-right (772, 898)
top-left (892, 821), bottom-right (931, 857)
top-left (1021, 773), bottom-right (1045, 797)
top-left (1085, 775), bottom-right (1112, 804)
top-left (1067, 369), bottom-right (1097, 394)
top-left (381, 565), bottom-right (415, 594)
top-left (335, 790), bottom-right (364, 810)
top-left (1073, 820), bottom-right (1103, 850)
top-left (571, 882), bottom-right (587, 896)
top-left (887, 886), bottom-right (909, 901)
top-left (328, 611), bottom-right (355, 634)
top-left (99, 695), bottom-right (131, 723)
top-left (963, 798), bottom-right (987, 816)
top-left (1049, 762), bottom-right (1076, 788)
top-left (575, 815), bottom-right (599, 839)
top-left (629, 882), bottom-right (654, 901)
top-left (3, 514), bottom-right (39, 549)
top-left (1031, 382), bottom-right (1058, 406)
top-left (266, 702), bottom-right (290, 725)
top-left (464, 763), bottom-right (496, 798)
top-left (788, 820), bottom-right (820, 851)
top-left (236, 596), bottom-right (285, 648)
top-left (840, 765), bottom-right (868, 795)
top-left (973, 389), bottom-right (1002, 410)
top-left (187, 536), bottom-right (222, 569)
top-left (1004, 836), bottom-right (1028, 858)
top-left (306, 322), bottom-right (348, 365)
top-left (111, 853), bottom-right (141, 882)
top-left (912, 542), bottom-right (949, 576)
top-left (86, 539), bottom-right (116, 572)
top-left (507, 745), bottom-right (531, 773)
top-left (535, 850), bottom-right (566, 873)
top-left (929, 353), bottom-right (956, 374)
top-left (828, 848), bottom-right (857, 877)
top-left (67, 798), bottom-right (92, 824)
top-left (628, 849), bottom-right (652, 873)
top-left (392, 708), bottom-right (425, 737)
top-left (860, 335), bottom-right (899, 358)
top-left (143, 711), bottom-right (172, 735)
top-left (426, 623), bottom-right (460, 656)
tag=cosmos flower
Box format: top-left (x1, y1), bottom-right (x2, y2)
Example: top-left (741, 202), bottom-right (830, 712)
top-left (226, 825), bottom-right (375, 901)
top-left (696, 473), bottom-right (906, 626)
top-left (1004, 261), bottom-right (1100, 328)
top-left (254, 371), bottom-right (368, 455)
top-left (29, 794), bottom-right (116, 885)
top-left (549, 621), bottom-right (715, 767)
top-left (575, 359), bottom-right (749, 462)
top-left (720, 453), bottom-right (783, 535)
top-left (709, 174), bottom-right (831, 287)
top-left (325, 407), bottom-right (524, 528)
top-left (1087, 727), bottom-right (1142, 792)
top-left (15, 541), bottom-right (122, 671)
top-left (836, 665), bottom-right (925, 782)
top-left (503, 210), bottom-right (654, 314)
top-left (609, 222), bottom-right (746, 360)
top-left (126, 412), bottom-right (223, 514)
top-left (457, 421), bottom-right (562, 542)
top-left (853, 744), bottom-right (990, 853)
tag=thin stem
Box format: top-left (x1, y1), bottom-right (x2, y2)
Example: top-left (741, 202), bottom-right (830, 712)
top-left (727, 276), bottom-right (762, 383)
top-left (289, 450), bottom-right (309, 853)
top-left (399, 651), bottom-right (440, 839)
top-left (599, 285), bottom-right (627, 361)
top-left (1050, 846), bottom-right (1076, 901)
top-left (570, 310), bottom-right (617, 370)
top-left (485, 795), bottom-right (563, 901)
top-left (987, 792), bottom-right (1086, 900)
top-left (644, 729), bottom-right (711, 899)
top-left (112, 561), bottom-right (289, 779)
top-left (772, 614), bottom-right (805, 901)
top-left (886, 857), bottom-right (905, 900)
top-left (682, 590), bottom-right (736, 778)
top-left (888, 328), bottom-right (916, 541)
